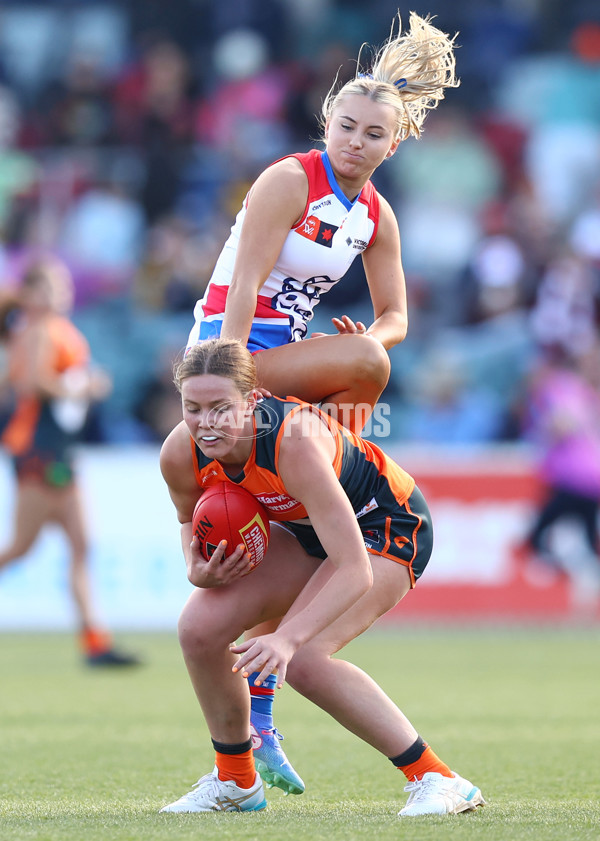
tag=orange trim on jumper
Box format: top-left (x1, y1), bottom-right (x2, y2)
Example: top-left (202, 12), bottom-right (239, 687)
top-left (1, 397), bottom-right (40, 455)
top-left (406, 497), bottom-right (421, 588)
top-left (46, 316), bottom-right (89, 371)
top-left (364, 506), bottom-right (421, 588)
top-left (365, 543), bottom-right (415, 584)
top-left (190, 435), bottom-right (203, 487)
top-left (2, 314), bottom-right (90, 456)
top-left (383, 515), bottom-right (391, 555)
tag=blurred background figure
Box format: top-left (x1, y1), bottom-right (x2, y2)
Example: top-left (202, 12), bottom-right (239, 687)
top-left (515, 342), bottom-right (600, 600)
top-left (0, 257), bottom-right (141, 666)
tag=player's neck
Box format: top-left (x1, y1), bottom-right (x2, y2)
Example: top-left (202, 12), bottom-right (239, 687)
top-left (217, 435), bottom-right (253, 477)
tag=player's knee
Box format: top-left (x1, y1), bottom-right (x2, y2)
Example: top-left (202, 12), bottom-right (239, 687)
top-left (340, 335), bottom-right (390, 392)
top-left (177, 609), bottom-right (226, 659)
top-left (358, 338), bottom-right (391, 391)
top-left (178, 620), bottom-right (211, 662)
top-left (5, 537), bottom-right (35, 560)
top-left (286, 650), bottom-right (322, 699)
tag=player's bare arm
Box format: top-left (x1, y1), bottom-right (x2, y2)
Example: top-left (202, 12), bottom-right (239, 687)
top-left (160, 422), bottom-right (249, 586)
top-left (361, 195), bottom-right (408, 349)
top-left (220, 159), bottom-right (309, 345)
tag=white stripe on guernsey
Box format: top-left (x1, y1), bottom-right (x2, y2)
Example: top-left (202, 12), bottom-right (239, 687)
top-left (249, 316), bottom-right (291, 325)
top-left (200, 314), bottom-right (290, 326)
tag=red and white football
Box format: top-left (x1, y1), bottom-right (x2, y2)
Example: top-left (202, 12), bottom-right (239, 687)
top-left (192, 482), bottom-right (270, 570)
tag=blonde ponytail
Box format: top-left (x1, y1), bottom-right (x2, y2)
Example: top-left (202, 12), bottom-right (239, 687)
top-left (322, 12), bottom-right (459, 142)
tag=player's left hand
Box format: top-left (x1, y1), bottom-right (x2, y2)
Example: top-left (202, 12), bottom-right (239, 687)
top-left (230, 632), bottom-right (297, 688)
top-left (311, 314), bottom-right (368, 338)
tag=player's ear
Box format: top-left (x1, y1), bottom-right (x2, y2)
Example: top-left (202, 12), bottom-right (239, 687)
top-left (246, 390), bottom-right (260, 412)
top-left (385, 138), bottom-right (400, 159)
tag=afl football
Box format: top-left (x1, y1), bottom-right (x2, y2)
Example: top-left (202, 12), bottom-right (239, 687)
top-left (192, 482), bottom-right (270, 569)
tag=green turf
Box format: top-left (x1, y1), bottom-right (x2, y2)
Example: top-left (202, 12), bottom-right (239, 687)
top-left (0, 627), bottom-right (598, 841)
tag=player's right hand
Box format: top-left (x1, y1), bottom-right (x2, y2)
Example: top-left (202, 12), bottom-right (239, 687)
top-left (187, 537), bottom-right (252, 588)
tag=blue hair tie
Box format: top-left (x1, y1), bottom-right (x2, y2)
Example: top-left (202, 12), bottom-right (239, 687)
top-left (357, 72), bottom-right (373, 79)
top-left (394, 78), bottom-right (407, 88)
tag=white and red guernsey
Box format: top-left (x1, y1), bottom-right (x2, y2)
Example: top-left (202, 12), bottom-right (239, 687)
top-left (187, 149), bottom-right (381, 352)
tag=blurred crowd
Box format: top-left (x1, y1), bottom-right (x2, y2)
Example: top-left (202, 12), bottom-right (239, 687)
top-left (0, 0), bottom-right (599, 447)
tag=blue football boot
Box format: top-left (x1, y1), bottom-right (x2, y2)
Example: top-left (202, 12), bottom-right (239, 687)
top-left (251, 710), bottom-right (305, 795)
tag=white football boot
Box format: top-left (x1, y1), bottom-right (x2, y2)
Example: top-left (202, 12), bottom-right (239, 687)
top-left (399, 771), bottom-right (485, 817)
top-left (160, 767), bottom-right (267, 813)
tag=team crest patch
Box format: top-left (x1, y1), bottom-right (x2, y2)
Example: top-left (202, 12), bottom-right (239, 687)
top-left (363, 528), bottom-right (381, 550)
top-left (297, 215), bottom-right (338, 248)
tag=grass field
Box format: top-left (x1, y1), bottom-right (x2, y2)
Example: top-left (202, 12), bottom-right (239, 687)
top-left (1, 627), bottom-right (599, 841)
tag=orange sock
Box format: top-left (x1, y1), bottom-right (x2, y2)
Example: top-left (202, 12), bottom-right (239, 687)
top-left (215, 748), bottom-right (256, 790)
top-left (399, 745), bottom-right (453, 781)
top-left (81, 628), bottom-right (112, 656)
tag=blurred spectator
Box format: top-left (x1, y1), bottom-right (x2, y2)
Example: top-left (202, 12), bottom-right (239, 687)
top-left (283, 40), bottom-right (352, 145)
top-left (113, 38), bottom-right (196, 222)
top-left (476, 113), bottom-right (529, 196)
top-left (133, 214), bottom-right (228, 312)
top-left (529, 250), bottom-right (599, 358)
top-left (195, 28), bottom-right (292, 171)
top-left (400, 348), bottom-right (506, 445)
top-left (387, 108), bottom-right (502, 293)
top-left (516, 342), bottom-right (600, 591)
top-left (391, 108), bottom-right (502, 212)
top-left (38, 53), bottom-right (115, 147)
top-left (132, 344), bottom-right (186, 442)
top-left (464, 233), bottom-right (527, 325)
top-left (498, 20), bottom-right (600, 225)
top-left (0, 3), bottom-right (127, 103)
top-left (0, 85), bottom-right (38, 231)
top-left (205, 0), bottom-right (293, 62)
top-left (569, 190), bottom-right (600, 267)
top-left (58, 180), bottom-right (146, 300)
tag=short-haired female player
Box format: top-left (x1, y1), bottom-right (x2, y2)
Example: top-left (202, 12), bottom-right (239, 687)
top-left (158, 338), bottom-right (484, 817)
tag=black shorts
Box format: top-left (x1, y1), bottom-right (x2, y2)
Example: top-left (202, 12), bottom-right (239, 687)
top-left (282, 484), bottom-right (433, 587)
top-left (12, 451), bottom-right (75, 488)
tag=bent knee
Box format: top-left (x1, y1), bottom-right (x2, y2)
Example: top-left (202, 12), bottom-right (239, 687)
top-left (286, 650), bottom-right (325, 700)
top-left (341, 336), bottom-right (390, 390)
top-left (177, 603), bottom-right (232, 657)
top-left (360, 338), bottom-right (391, 388)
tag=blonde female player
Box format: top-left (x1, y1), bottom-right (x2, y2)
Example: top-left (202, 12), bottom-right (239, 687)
top-left (186, 11), bottom-right (460, 793)
top-left (158, 338), bottom-right (484, 816)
